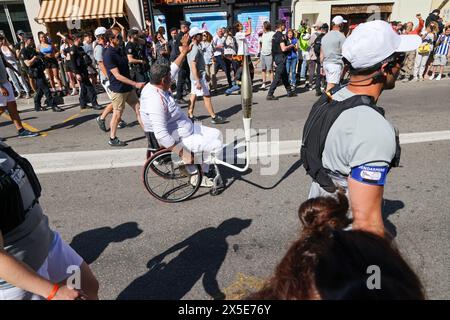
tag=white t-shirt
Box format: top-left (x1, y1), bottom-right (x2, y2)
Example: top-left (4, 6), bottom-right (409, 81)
top-left (235, 32), bottom-right (249, 56)
top-left (260, 31), bottom-right (275, 56)
top-left (212, 35), bottom-right (225, 57)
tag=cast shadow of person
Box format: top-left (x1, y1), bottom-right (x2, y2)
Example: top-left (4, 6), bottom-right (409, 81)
top-left (382, 199), bottom-right (405, 239)
top-left (70, 222), bottom-right (143, 265)
top-left (117, 218), bottom-right (252, 300)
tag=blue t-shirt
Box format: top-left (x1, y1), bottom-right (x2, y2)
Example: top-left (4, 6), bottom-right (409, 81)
top-left (103, 46), bottom-right (132, 93)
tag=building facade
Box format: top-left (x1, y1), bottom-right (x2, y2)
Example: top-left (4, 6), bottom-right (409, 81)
top-left (291, 0), bottom-right (441, 29)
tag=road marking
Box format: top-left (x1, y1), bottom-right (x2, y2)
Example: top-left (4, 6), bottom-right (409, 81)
top-left (22, 130), bottom-right (450, 174)
top-left (1, 113), bottom-right (48, 137)
top-left (223, 273), bottom-right (265, 300)
top-left (62, 113), bottom-right (81, 123)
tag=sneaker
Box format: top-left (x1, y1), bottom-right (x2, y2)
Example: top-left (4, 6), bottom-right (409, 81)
top-left (18, 129), bottom-right (39, 138)
top-left (211, 115), bottom-right (227, 124)
top-left (436, 74), bottom-right (442, 81)
top-left (108, 137), bottom-right (127, 147)
top-left (52, 106), bottom-right (64, 112)
top-left (266, 95), bottom-right (278, 101)
top-left (70, 89), bottom-right (78, 96)
top-left (429, 74), bottom-right (435, 80)
top-left (402, 77), bottom-right (410, 82)
top-left (96, 116), bottom-right (107, 132)
top-left (190, 175), bottom-right (214, 188)
top-left (92, 103), bottom-right (104, 111)
top-left (413, 77), bottom-right (419, 82)
top-left (118, 120), bottom-right (128, 129)
top-left (260, 84), bottom-right (266, 90)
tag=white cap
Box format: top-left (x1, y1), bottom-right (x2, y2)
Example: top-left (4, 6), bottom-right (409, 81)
top-left (94, 27), bottom-right (107, 37)
top-left (342, 20), bottom-right (422, 70)
top-left (189, 27), bottom-right (203, 37)
top-left (332, 16), bottom-right (347, 25)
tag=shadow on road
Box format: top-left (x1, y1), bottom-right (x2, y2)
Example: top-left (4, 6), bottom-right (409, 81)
top-left (70, 222), bottom-right (143, 265)
top-left (117, 217), bottom-right (252, 300)
top-left (382, 199), bottom-right (405, 238)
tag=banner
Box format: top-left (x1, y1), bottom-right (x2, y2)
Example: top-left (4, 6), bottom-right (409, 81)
top-left (185, 11), bottom-right (228, 34)
top-left (236, 9), bottom-right (270, 55)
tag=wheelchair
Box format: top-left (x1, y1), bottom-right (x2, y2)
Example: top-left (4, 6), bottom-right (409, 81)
top-left (142, 132), bottom-right (225, 203)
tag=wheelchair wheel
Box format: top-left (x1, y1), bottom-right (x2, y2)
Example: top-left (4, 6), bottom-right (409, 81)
top-left (143, 150), bottom-right (202, 203)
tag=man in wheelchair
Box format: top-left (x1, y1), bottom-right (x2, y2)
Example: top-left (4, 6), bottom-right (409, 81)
top-left (140, 34), bottom-right (223, 188)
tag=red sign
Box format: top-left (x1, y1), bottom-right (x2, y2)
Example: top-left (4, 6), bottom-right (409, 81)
top-left (154, 0), bottom-right (220, 5)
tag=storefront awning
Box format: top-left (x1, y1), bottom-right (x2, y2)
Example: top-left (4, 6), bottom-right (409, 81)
top-left (35, 0), bottom-right (124, 24)
top-left (331, 3), bottom-right (393, 15)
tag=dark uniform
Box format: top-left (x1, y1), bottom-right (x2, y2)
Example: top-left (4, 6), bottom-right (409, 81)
top-left (20, 45), bottom-right (60, 112)
top-left (174, 31), bottom-right (191, 101)
top-left (268, 31), bottom-right (294, 97)
top-left (125, 40), bottom-right (149, 84)
top-left (69, 44), bottom-right (99, 109)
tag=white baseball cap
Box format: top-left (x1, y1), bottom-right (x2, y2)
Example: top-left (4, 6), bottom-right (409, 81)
top-left (332, 16), bottom-right (347, 25)
top-left (189, 27), bottom-right (203, 38)
top-left (342, 20), bottom-right (422, 70)
top-left (94, 27), bottom-right (107, 37)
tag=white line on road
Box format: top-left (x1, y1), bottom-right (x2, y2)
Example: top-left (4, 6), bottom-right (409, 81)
top-left (24, 130), bottom-right (450, 174)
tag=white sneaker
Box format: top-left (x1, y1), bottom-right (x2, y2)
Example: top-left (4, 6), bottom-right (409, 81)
top-left (429, 74), bottom-right (435, 80)
top-left (413, 77), bottom-right (419, 82)
top-left (70, 89), bottom-right (78, 96)
top-left (190, 175), bottom-right (214, 188)
top-left (260, 83), bottom-right (266, 90)
top-left (436, 74), bottom-right (442, 81)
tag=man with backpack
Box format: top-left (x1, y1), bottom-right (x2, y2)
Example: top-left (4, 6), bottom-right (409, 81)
top-left (300, 20), bottom-right (421, 238)
top-left (309, 23), bottom-right (328, 95)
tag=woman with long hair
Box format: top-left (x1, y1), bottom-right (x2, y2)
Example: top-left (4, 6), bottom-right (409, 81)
top-left (413, 22), bottom-right (436, 81)
top-left (37, 32), bottom-right (63, 93)
top-left (154, 32), bottom-right (169, 65)
top-left (247, 192), bottom-right (425, 300)
top-left (0, 35), bottom-right (31, 99)
top-left (201, 31), bottom-right (214, 89)
top-left (286, 29), bottom-right (298, 88)
top-left (57, 32), bottom-right (78, 96)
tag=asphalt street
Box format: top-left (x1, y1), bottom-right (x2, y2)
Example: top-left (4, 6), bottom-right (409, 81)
top-left (1, 77), bottom-right (449, 300)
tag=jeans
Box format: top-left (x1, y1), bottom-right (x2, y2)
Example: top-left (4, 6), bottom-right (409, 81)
top-left (300, 59), bottom-right (308, 79)
top-left (286, 57), bottom-right (298, 86)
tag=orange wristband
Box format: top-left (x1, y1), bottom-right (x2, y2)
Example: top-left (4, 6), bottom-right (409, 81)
top-left (46, 284), bottom-right (60, 300)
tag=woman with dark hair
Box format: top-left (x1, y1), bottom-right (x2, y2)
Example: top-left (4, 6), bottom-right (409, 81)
top-left (37, 32), bottom-right (63, 94)
top-left (154, 32), bottom-right (169, 65)
top-left (247, 192), bottom-right (425, 300)
top-left (201, 31), bottom-right (214, 88)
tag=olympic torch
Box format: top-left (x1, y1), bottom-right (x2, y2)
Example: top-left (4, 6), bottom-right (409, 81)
top-left (241, 54), bottom-right (252, 143)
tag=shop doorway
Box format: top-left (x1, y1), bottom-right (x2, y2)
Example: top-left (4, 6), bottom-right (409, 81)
top-left (161, 6), bottom-right (184, 32)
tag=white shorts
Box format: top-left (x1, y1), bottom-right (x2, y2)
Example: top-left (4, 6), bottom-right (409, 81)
top-left (0, 232), bottom-right (83, 300)
top-left (432, 54), bottom-right (448, 66)
top-left (323, 63), bottom-right (343, 85)
top-left (180, 123), bottom-right (223, 171)
top-left (190, 75), bottom-right (210, 97)
top-left (0, 82), bottom-right (16, 107)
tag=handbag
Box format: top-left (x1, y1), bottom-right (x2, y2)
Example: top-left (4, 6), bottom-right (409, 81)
top-left (418, 33), bottom-right (431, 55)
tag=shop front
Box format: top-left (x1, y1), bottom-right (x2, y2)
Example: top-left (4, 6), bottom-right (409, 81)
top-left (0, 0), bottom-right (32, 44)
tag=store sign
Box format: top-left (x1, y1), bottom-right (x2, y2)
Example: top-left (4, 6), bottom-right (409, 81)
top-left (154, 0), bottom-right (220, 5)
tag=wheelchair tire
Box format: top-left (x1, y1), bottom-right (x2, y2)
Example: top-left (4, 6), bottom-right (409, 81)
top-left (143, 149), bottom-right (202, 203)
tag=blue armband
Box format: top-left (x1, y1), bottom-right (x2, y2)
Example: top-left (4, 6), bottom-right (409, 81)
top-left (350, 165), bottom-right (389, 186)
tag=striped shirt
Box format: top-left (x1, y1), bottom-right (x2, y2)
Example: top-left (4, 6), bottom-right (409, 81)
top-left (435, 34), bottom-right (450, 56)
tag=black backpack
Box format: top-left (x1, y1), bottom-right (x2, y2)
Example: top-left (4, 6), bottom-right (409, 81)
top-left (313, 33), bottom-right (324, 57)
top-left (300, 92), bottom-right (401, 193)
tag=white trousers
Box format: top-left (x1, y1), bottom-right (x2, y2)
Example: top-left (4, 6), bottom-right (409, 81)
top-left (413, 53), bottom-right (430, 78)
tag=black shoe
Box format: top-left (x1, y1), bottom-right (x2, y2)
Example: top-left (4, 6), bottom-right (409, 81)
top-left (18, 129), bottom-right (39, 138)
top-left (176, 98), bottom-right (188, 105)
top-left (92, 103), bottom-right (103, 111)
top-left (80, 105), bottom-right (89, 110)
top-left (52, 106), bottom-right (64, 112)
top-left (315, 91), bottom-right (322, 97)
top-left (118, 120), bottom-right (128, 129)
top-left (211, 115), bottom-right (227, 124)
top-left (108, 137), bottom-right (127, 147)
top-left (96, 116), bottom-right (107, 132)
top-left (266, 95), bottom-right (278, 101)
top-left (287, 91), bottom-right (298, 97)
top-left (188, 115), bottom-right (199, 122)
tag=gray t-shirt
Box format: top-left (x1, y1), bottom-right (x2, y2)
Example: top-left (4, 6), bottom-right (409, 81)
top-left (260, 31), bottom-right (275, 56)
top-left (321, 30), bottom-right (346, 65)
top-left (187, 44), bottom-right (206, 81)
top-left (94, 44), bottom-right (107, 82)
top-left (308, 87), bottom-right (396, 199)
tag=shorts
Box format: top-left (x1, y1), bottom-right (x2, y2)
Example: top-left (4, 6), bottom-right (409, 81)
top-left (0, 82), bottom-right (16, 107)
top-left (190, 75), bottom-right (210, 97)
top-left (432, 54), bottom-right (447, 66)
top-left (0, 231), bottom-right (83, 300)
top-left (44, 57), bottom-right (59, 69)
top-left (261, 54), bottom-right (273, 71)
top-left (110, 90), bottom-right (139, 112)
top-left (323, 63), bottom-right (343, 85)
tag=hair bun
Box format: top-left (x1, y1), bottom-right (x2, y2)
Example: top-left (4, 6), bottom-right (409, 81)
top-left (298, 191), bottom-right (351, 233)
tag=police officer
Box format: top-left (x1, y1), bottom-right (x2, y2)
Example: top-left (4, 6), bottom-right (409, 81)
top-left (267, 20), bottom-right (297, 100)
top-left (125, 29), bottom-right (149, 94)
top-left (302, 21), bottom-right (421, 237)
top-left (20, 34), bottom-right (62, 112)
top-left (70, 33), bottom-right (102, 110)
